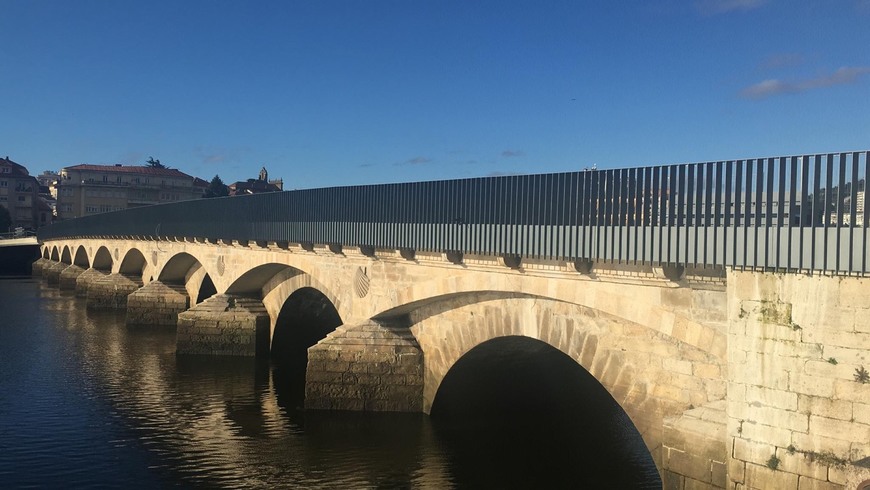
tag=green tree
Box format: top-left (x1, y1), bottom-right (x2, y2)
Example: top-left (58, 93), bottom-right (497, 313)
top-left (0, 205), bottom-right (11, 233)
top-left (205, 175), bottom-right (229, 198)
top-left (145, 156), bottom-right (167, 169)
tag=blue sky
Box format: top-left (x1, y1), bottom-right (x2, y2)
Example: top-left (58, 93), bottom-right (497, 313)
top-left (1, 0), bottom-right (869, 189)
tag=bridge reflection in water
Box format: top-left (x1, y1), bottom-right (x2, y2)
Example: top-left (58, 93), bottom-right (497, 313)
top-left (1, 279), bottom-right (660, 487)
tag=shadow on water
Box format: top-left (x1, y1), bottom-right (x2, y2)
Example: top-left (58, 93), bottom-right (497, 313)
top-left (430, 336), bottom-right (662, 489)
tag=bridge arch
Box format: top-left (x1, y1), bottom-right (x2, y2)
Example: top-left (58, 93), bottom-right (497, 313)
top-left (50, 246), bottom-right (59, 261)
top-left (118, 248), bottom-right (147, 276)
top-left (92, 246), bottom-right (113, 272)
top-left (430, 335), bottom-right (660, 487)
top-left (60, 245), bottom-right (72, 264)
top-left (409, 292), bottom-right (724, 470)
top-left (73, 245), bottom-right (90, 268)
top-left (157, 252), bottom-right (217, 305)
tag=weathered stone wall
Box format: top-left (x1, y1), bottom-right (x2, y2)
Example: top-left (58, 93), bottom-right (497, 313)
top-left (31, 257), bottom-right (50, 275)
top-left (662, 401), bottom-right (728, 489)
top-left (176, 294), bottom-right (269, 356)
top-left (126, 280), bottom-right (190, 327)
top-left (86, 273), bottom-right (143, 310)
top-left (305, 321), bottom-right (423, 412)
top-left (727, 272), bottom-right (870, 490)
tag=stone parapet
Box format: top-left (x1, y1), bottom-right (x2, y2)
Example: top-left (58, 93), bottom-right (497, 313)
top-left (86, 273), bottom-right (143, 310)
top-left (58, 265), bottom-right (86, 290)
top-left (176, 294), bottom-right (269, 356)
top-left (126, 280), bottom-right (190, 327)
top-left (305, 321), bottom-right (423, 412)
top-left (43, 261), bottom-right (67, 285)
top-left (75, 268), bottom-right (107, 298)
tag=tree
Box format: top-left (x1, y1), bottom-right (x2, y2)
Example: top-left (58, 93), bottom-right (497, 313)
top-left (145, 156), bottom-right (167, 169)
top-left (0, 205), bottom-right (11, 233)
top-left (204, 175), bottom-right (229, 198)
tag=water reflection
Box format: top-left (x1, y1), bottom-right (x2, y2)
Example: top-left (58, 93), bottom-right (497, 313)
top-left (1, 278), bottom-right (660, 488)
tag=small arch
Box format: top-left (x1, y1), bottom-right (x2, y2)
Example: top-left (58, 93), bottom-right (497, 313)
top-left (431, 336), bottom-right (660, 488)
top-left (60, 246), bottom-right (72, 264)
top-left (158, 252), bottom-right (200, 284)
top-left (50, 246), bottom-right (59, 261)
top-left (73, 245), bottom-right (90, 268)
top-left (42, 247), bottom-right (50, 259)
top-left (92, 246), bottom-right (113, 272)
top-left (119, 248), bottom-right (146, 276)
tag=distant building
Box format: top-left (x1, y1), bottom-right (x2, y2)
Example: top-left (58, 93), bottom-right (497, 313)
top-left (228, 167), bottom-right (283, 196)
top-left (56, 164), bottom-right (204, 220)
top-left (0, 156), bottom-right (45, 231)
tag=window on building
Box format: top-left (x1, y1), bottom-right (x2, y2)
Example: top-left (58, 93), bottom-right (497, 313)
top-left (18, 196), bottom-right (25, 201)
top-left (103, 175), bottom-right (108, 182)
top-left (0, 180), bottom-right (6, 187)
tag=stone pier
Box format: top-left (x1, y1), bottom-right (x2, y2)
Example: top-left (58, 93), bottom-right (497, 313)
top-left (58, 265), bottom-right (87, 290)
top-left (176, 294), bottom-right (270, 356)
top-left (126, 281), bottom-right (190, 327)
top-left (43, 261), bottom-right (67, 285)
top-left (75, 268), bottom-right (107, 298)
top-left (305, 321), bottom-right (423, 412)
top-left (31, 257), bottom-right (50, 276)
top-left (86, 273), bottom-right (143, 310)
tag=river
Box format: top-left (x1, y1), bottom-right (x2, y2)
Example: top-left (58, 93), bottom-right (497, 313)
top-left (0, 277), bottom-right (661, 488)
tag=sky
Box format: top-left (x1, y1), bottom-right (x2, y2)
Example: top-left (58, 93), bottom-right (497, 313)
top-left (1, 0), bottom-right (869, 189)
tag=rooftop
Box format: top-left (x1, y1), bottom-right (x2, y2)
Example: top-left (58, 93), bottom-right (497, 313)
top-left (62, 164), bottom-right (195, 179)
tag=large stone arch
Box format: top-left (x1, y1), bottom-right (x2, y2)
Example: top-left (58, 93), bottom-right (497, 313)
top-left (408, 294), bottom-right (725, 469)
top-left (376, 272), bottom-right (726, 361)
top-left (430, 335), bottom-right (661, 487)
top-left (156, 251), bottom-right (217, 304)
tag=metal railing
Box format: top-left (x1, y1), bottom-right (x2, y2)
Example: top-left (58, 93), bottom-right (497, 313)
top-left (38, 151), bottom-right (870, 275)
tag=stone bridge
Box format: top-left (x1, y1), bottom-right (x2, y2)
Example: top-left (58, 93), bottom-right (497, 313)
top-left (32, 151), bottom-right (870, 489)
top-left (31, 237), bottom-right (870, 489)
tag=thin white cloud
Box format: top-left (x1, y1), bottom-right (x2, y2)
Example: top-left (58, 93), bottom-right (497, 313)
top-left (741, 66), bottom-right (870, 99)
top-left (395, 156), bottom-right (432, 166)
top-left (501, 150), bottom-right (525, 158)
top-left (696, 0), bottom-right (767, 15)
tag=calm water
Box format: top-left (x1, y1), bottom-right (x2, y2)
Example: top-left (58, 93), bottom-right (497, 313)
top-left (0, 277), bottom-right (660, 488)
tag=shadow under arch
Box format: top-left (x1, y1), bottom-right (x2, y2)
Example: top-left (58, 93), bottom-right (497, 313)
top-left (60, 245), bottom-right (72, 264)
top-left (430, 336), bottom-right (661, 488)
top-left (50, 246), bottom-right (59, 261)
top-left (271, 286), bottom-right (343, 409)
top-left (42, 247), bottom-right (50, 259)
top-left (73, 245), bottom-right (90, 268)
top-left (119, 248), bottom-right (146, 276)
top-left (158, 252), bottom-right (216, 306)
top-left (92, 246), bottom-right (113, 272)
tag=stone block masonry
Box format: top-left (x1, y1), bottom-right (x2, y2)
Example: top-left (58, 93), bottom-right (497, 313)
top-left (306, 321), bottom-right (423, 412)
top-left (43, 261), bottom-right (67, 285)
top-left (726, 272), bottom-right (870, 490)
top-left (58, 264), bottom-right (86, 290)
top-left (126, 280), bottom-right (190, 327)
top-left (176, 294), bottom-right (269, 356)
top-left (86, 273), bottom-right (143, 310)
top-left (75, 268), bottom-right (106, 298)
